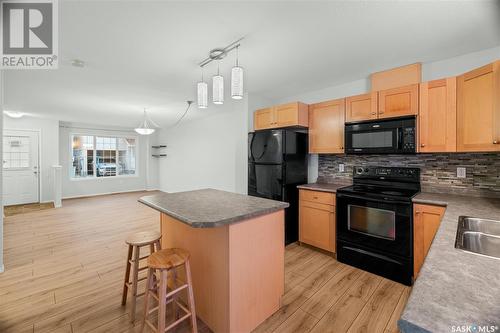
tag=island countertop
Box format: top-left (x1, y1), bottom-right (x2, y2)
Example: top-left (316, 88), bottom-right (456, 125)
top-left (399, 192), bottom-right (500, 333)
top-left (139, 188), bottom-right (289, 228)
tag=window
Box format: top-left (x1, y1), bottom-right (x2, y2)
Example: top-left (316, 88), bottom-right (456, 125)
top-left (71, 135), bottom-right (137, 179)
top-left (3, 135), bottom-right (30, 169)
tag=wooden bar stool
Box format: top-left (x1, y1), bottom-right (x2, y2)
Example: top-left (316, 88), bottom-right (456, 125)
top-left (141, 248), bottom-right (197, 333)
top-left (122, 231), bottom-right (162, 322)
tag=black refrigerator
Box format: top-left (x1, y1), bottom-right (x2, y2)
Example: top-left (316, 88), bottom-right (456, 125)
top-left (248, 129), bottom-right (308, 245)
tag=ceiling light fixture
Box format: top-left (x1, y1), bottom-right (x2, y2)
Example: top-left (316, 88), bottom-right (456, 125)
top-left (4, 110), bottom-right (24, 118)
top-left (197, 69), bottom-right (208, 109)
top-left (196, 37), bottom-right (244, 108)
top-left (231, 46), bottom-right (243, 100)
top-left (212, 62), bottom-right (224, 105)
top-left (134, 108), bottom-right (158, 135)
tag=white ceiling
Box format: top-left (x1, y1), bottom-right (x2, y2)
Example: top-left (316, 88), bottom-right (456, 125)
top-left (4, 0), bottom-right (500, 128)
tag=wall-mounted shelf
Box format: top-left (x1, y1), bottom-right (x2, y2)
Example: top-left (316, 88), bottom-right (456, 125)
top-left (152, 154), bottom-right (167, 158)
top-left (152, 145), bottom-right (167, 149)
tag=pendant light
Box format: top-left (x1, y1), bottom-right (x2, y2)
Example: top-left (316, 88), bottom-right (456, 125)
top-left (231, 46), bottom-right (243, 100)
top-left (135, 108), bottom-right (157, 135)
top-left (212, 62), bottom-right (224, 105)
top-left (197, 69), bottom-right (208, 109)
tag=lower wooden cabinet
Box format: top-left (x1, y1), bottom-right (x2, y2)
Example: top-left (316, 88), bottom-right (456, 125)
top-left (299, 190), bottom-right (336, 253)
top-left (413, 203), bottom-right (446, 278)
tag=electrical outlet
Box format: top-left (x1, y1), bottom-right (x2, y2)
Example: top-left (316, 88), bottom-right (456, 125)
top-left (457, 167), bottom-right (466, 178)
top-left (339, 163), bottom-right (345, 172)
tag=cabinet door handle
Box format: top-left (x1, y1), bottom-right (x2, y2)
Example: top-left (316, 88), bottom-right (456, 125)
top-left (421, 143), bottom-right (426, 147)
top-left (416, 211), bottom-right (421, 214)
top-left (371, 112), bottom-right (376, 115)
top-left (494, 140), bottom-right (498, 144)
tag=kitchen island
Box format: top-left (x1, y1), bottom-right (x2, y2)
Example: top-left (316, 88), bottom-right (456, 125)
top-left (139, 189), bottom-right (289, 333)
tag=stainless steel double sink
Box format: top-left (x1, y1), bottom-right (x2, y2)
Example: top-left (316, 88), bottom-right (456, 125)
top-left (455, 216), bottom-right (500, 260)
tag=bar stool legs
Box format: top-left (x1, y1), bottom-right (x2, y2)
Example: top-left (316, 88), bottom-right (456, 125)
top-left (141, 249), bottom-right (197, 333)
top-left (122, 231), bottom-right (162, 323)
top-left (122, 245), bottom-right (133, 306)
top-left (185, 259), bottom-right (198, 333)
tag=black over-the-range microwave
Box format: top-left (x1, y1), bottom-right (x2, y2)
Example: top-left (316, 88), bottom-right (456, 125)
top-left (344, 116), bottom-right (416, 154)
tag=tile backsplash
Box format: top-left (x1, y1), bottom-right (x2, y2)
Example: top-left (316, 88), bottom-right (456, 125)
top-left (318, 153), bottom-right (500, 198)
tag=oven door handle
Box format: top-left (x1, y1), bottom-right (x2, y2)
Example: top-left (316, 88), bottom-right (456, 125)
top-left (343, 246), bottom-right (403, 265)
top-left (336, 192), bottom-right (410, 205)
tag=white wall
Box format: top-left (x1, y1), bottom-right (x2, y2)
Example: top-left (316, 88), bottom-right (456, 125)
top-left (157, 99), bottom-right (247, 194)
top-left (272, 46), bottom-right (500, 183)
top-left (59, 122), bottom-right (156, 198)
top-left (0, 70), bottom-right (4, 273)
top-left (3, 116), bottom-right (59, 203)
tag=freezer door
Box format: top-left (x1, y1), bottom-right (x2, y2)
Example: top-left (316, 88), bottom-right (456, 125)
top-left (248, 163), bottom-right (283, 200)
top-left (248, 130), bottom-right (283, 164)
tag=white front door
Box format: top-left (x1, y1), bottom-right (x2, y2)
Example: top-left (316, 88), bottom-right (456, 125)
top-left (3, 130), bottom-right (40, 205)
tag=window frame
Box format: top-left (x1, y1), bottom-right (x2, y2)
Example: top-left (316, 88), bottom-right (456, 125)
top-left (69, 133), bottom-right (139, 181)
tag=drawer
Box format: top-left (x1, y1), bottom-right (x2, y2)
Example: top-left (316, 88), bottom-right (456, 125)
top-left (299, 189), bottom-right (335, 206)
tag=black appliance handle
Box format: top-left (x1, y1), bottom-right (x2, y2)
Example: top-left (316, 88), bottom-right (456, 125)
top-left (342, 246), bottom-right (403, 265)
top-left (397, 128), bottom-right (403, 150)
top-left (336, 192), bottom-right (410, 205)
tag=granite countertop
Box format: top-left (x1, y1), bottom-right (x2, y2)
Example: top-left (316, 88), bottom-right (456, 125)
top-left (399, 192), bottom-right (500, 333)
top-left (139, 188), bottom-right (289, 228)
top-left (297, 182), bottom-right (351, 193)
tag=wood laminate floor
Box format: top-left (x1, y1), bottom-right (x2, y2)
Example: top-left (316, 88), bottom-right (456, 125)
top-left (0, 191), bottom-right (411, 333)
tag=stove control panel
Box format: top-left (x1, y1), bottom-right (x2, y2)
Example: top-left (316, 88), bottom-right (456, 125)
top-left (353, 166), bottom-right (420, 182)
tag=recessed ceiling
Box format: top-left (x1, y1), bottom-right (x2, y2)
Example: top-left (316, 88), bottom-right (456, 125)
top-left (4, 0), bottom-right (500, 128)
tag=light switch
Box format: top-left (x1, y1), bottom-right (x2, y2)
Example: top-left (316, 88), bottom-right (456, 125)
top-left (457, 167), bottom-right (466, 178)
top-left (339, 163), bottom-right (345, 172)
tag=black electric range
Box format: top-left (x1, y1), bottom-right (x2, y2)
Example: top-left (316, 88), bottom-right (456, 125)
top-left (336, 166), bottom-right (420, 286)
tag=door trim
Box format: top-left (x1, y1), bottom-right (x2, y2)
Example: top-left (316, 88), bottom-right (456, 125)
top-left (3, 128), bottom-right (42, 205)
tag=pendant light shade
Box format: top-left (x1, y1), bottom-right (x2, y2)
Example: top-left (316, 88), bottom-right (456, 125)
top-left (135, 109), bottom-right (157, 135)
top-left (231, 46), bottom-right (243, 100)
top-left (231, 66), bottom-right (243, 100)
top-left (212, 64), bottom-right (224, 105)
top-left (197, 81), bottom-right (208, 108)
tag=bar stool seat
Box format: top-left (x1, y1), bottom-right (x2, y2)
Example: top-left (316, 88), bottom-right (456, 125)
top-left (142, 248), bottom-right (197, 333)
top-left (122, 231), bottom-right (161, 323)
top-left (126, 231), bottom-right (162, 247)
top-left (147, 248), bottom-right (189, 269)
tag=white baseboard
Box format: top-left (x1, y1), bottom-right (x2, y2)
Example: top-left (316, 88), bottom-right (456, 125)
top-left (0, 264), bottom-right (4, 273)
top-left (62, 188), bottom-right (148, 200)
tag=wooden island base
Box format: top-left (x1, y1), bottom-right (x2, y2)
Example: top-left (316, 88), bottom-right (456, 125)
top-left (160, 210), bottom-right (285, 333)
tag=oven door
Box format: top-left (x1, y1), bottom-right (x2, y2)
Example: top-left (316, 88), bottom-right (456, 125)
top-left (336, 192), bottom-right (412, 258)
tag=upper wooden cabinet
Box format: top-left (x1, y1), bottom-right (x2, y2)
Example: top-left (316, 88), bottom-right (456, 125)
top-left (345, 92), bottom-right (377, 123)
top-left (371, 63), bottom-right (422, 91)
top-left (254, 102), bottom-right (308, 131)
top-left (419, 78), bottom-right (457, 153)
top-left (254, 107), bottom-right (274, 131)
top-left (457, 61), bottom-right (500, 152)
top-left (309, 98), bottom-right (345, 154)
top-left (378, 84), bottom-right (419, 119)
top-left (413, 204), bottom-right (446, 278)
